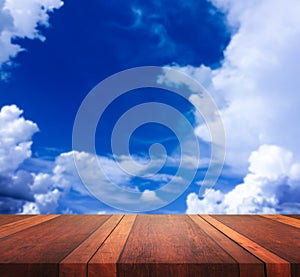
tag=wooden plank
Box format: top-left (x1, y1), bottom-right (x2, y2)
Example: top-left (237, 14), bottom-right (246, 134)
top-left (202, 215), bottom-right (291, 277)
top-left (189, 215), bottom-right (264, 277)
top-left (211, 215), bottom-right (300, 276)
top-left (88, 215), bottom-right (136, 277)
top-left (0, 215), bottom-right (110, 277)
top-left (0, 215), bottom-right (32, 226)
top-left (118, 215), bottom-right (239, 277)
top-left (0, 215), bottom-right (299, 276)
top-left (286, 215), bottom-right (300, 220)
top-left (0, 214), bottom-right (59, 239)
top-left (260, 214), bottom-right (300, 229)
top-left (60, 214), bottom-right (124, 277)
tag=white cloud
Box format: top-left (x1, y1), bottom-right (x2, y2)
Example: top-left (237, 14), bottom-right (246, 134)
top-left (167, 0), bottom-right (300, 174)
top-left (183, 0), bottom-right (300, 213)
top-left (0, 105), bottom-right (79, 214)
top-left (97, 210), bottom-right (106, 214)
top-left (0, 0), bottom-right (63, 79)
top-left (289, 164), bottom-right (300, 182)
top-left (208, 0), bottom-right (261, 28)
top-left (159, 64), bottom-right (214, 94)
top-left (143, 173), bottom-right (183, 184)
top-left (187, 144), bottom-right (300, 214)
top-left (141, 189), bottom-right (162, 202)
top-left (0, 105), bottom-right (38, 212)
top-left (33, 188), bottom-right (60, 213)
top-left (248, 145), bottom-right (293, 181)
top-left (186, 189), bottom-right (224, 214)
top-left (210, 0), bottom-right (300, 171)
top-left (21, 151), bottom-right (127, 214)
top-left (0, 105), bottom-right (38, 174)
top-left (28, 172), bottom-right (62, 213)
top-left (30, 173), bottom-right (52, 194)
top-left (20, 201), bottom-right (40, 214)
top-left (20, 150), bottom-right (167, 213)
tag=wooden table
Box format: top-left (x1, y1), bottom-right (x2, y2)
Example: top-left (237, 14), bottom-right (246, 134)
top-left (0, 215), bottom-right (299, 277)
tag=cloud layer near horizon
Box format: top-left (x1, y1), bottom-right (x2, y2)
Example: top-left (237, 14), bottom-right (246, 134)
top-left (187, 144), bottom-right (300, 213)
top-left (0, 105), bottom-right (109, 214)
top-left (0, 105), bottom-right (186, 214)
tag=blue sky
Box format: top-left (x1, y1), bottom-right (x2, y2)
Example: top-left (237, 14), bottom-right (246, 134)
top-left (0, 0), bottom-right (300, 214)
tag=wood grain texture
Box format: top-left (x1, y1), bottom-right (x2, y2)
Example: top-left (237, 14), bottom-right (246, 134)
top-left (60, 215), bottom-right (123, 277)
top-left (88, 215), bottom-right (137, 277)
top-left (210, 215), bottom-right (300, 277)
top-left (189, 215), bottom-right (264, 277)
top-left (0, 215), bottom-right (299, 277)
top-left (0, 214), bottom-right (59, 239)
top-left (260, 214), bottom-right (300, 229)
top-left (202, 215), bottom-right (291, 277)
top-left (286, 214), bottom-right (300, 220)
top-left (0, 215), bottom-right (110, 277)
top-left (118, 215), bottom-right (238, 277)
top-left (0, 215), bottom-right (32, 226)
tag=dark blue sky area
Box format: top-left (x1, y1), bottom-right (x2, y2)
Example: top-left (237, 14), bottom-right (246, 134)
top-left (0, 0), bottom-right (230, 158)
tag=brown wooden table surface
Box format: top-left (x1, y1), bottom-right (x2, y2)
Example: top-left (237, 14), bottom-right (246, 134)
top-left (0, 214), bottom-right (299, 277)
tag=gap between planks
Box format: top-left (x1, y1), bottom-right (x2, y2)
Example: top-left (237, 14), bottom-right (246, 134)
top-left (59, 214), bottom-right (124, 277)
top-left (200, 215), bottom-right (291, 277)
top-left (88, 215), bottom-right (137, 277)
top-left (188, 215), bottom-right (264, 277)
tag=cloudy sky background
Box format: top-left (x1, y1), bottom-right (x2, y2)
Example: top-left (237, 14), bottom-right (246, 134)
top-left (0, 0), bottom-right (300, 214)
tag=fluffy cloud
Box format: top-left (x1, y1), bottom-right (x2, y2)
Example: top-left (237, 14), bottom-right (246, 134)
top-left (141, 189), bottom-right (162, 203)
top-left (182, 0), bottom-right (300, 212)
top-left (170, 0), bottom-right (300, 173)
top-left (0, 0), bottom-right (63, 79)
top-left (0, 105), bottom-right (38, 173)
top-left (20, 151), bottom-right (127, 214)
top-left (0, 105), bottom-right (97, 214)
top-left (187, 144), bottom-right (300, 213)
top-left (0, 105), bottom-right (38, 212)
top-left (211, 0), bottom-right (300, 171)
